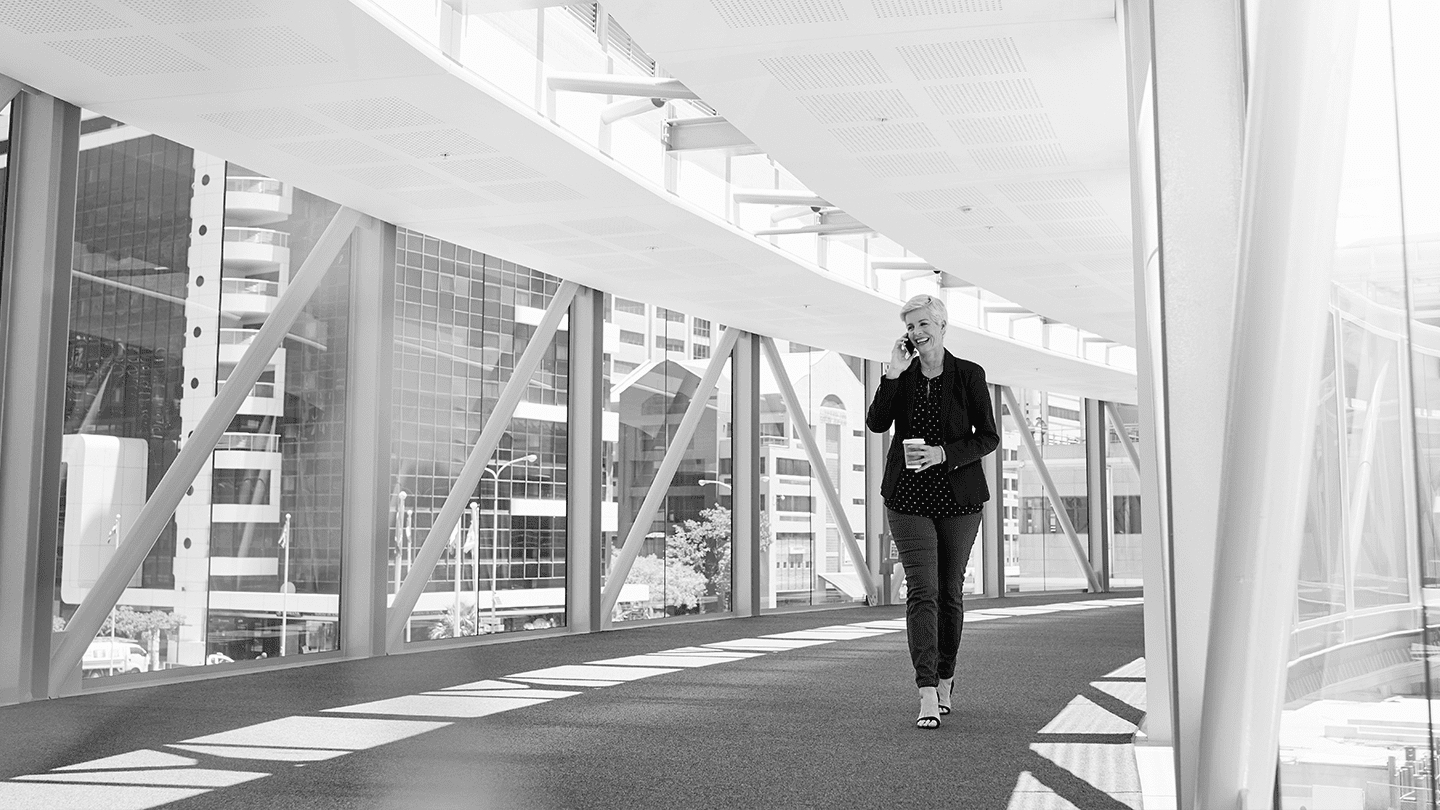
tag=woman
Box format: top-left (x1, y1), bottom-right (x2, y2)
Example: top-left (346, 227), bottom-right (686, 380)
top-left (866, 294), bottom-right (999, 729)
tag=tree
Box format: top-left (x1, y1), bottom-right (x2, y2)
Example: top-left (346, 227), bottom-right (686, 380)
top-left (623, 554), bottom-right (707, 618)
top-left (66, 607), bottom-right (186, 671)
top-left (667, 505), bottom-right (772, 613)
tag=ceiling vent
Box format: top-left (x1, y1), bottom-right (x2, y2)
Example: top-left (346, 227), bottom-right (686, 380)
top-left (562, 216), bottom-right (658, 236)
top-left (179, 27), bottom-right (335, 68)
top-left (480, 223), bottom-right (572, 241)
top-left (858, 151), bottom-right (957, 177)
top-left (487, 181), bottom-right (586, 203)
top-left (797, 89), bottom-right (916, 125)
top-left (375, 129), bottom-right (495, 159)
top-left (996, 178), bottom-right (1091, 203)
top-left (307, 97), bottom-right (442, 130)
top-left (118, 0), bottom-right (266, 24)
top-left (708, 0), bottom-right (848, 28)
top-left (433, 156), bottom-right (543, 184)
top-left (759, 50), bottom-right (889, 91)
top-left (871, 0), bottom-right (1002, 18)
top-left (199, 108), bottom-right (333, 139)
top-left (948, 114), bottom-right (1054, 145)
top-left (47, 35), bottom-right (204, 75)
top-left (971, 142), bottom-right (1066, 171)
top-left (335, 163), bottom-right (447, 189)
top-left (271, 137), bottom-right (391, 165)
top-left (1017, 199), bottom-right (1106, 221)
top-left (830, 121), bottom-right (937, 152)
top-left (894, 186), bottom-right (990, 209)
top-left (926, 79), bottom-right (1041, 115)
top-left (897, 38), bottom-right (1023, 80)
top-left (2, 0), bottom-right (127, 33)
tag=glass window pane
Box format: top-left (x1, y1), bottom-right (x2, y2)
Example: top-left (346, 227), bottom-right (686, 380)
top-left (1003, 389), bottom-right (1092, 592)
top-left (390, 231), bottom-right (567, 641)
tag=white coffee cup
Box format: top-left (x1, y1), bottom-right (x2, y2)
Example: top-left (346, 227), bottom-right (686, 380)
top-left (903, 438), bottom-right (927, 470)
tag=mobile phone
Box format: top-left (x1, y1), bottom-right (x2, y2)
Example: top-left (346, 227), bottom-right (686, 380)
top-left (902, 336), bottom-right (916, 355)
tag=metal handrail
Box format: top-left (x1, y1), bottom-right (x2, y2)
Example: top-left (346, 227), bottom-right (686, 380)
top-left (220, 278), bottom-right (280, 296)
top-left (217, 328), bottom-right (260, 345)
top-left (223, 227), bottom-right (290, 248)
top-left (215, 432), bottom-right (281, 452)
top-left (225, 176), bottom-right (284, 195)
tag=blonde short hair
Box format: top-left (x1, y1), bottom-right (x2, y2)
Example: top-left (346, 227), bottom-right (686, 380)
top-left (900, 293), bottom-right (947, 326)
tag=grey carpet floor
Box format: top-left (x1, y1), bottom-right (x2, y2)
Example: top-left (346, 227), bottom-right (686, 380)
top-left (0, 592), bottom-right (1145, 810)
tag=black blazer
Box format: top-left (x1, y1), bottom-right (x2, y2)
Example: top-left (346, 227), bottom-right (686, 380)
top-left (866, 350), bottom-right (1000, 506)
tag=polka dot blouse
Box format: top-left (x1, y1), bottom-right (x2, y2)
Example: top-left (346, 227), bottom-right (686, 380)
top-left (888, 370), bottom-right (985, 519)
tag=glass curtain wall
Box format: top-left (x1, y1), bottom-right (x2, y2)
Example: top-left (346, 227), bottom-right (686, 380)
top-left (1001, 387), bottom-right (1092, 591)
top-left (1279, 1), bottom-right (1438, 806)
top-left (57, 114), bottom-right (352, 678)
top-left (760, 343), bottom-right (868, 609)
top-left (602, 295), bottom-right (732, 623)
top-left (1106, 403), bottom-right (1143, 589)
top-left (390, 230), bottom-right (568, 642)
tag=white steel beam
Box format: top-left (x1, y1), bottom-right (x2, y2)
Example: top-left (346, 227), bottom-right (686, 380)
top-left (546, 72), bottom-right (698, 99)
top-left (1196, 0), bottom-right (1359, 805)
top-left (385, 280), bottom-right (579, 650)
top-left (665, 116), bottom-right (759, 154)
top-left (732, 189), bottom-right (831, 207)
top-left (1000, 386), bottom-right (1102, 592)
top-left (1104, 401), bottom-right (1143, 473)
top-left (760, 337), bottom-right (878, 602)
top-left (599, 327), bottom-right (742, 622)
top-left (0, 74), bottom-right (20, 107)
top-left (50, 206), bottom-right (363, 693)
top-left (601, 96), bottom-right (664, 125)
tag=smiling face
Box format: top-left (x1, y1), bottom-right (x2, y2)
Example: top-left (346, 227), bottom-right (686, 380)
top-left (903, 306), bottom-right (945, 358)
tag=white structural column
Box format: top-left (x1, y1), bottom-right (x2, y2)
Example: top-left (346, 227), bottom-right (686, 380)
top-left (51, 207), bottom-right (363, 693)
top-left (984, 384), bottom-right (1005, 597)
top-left (1196, 1), bottom-right (1359, 806)
top-left (1141, 0), bottom-right (1248, 797)
top-left (1121, 0), bottom-right (1178, 754)
top-left (0, 92), bottom-right (79, 705)
top-left (1000, 386), bottom-right (1102, 593)
top-left (1084, 399), bottom-right (1111, 592)
top-left (340, 217), bottom-right (396, 659)
top-left (863, 362), bottom-right (889, 603)
top-left (566, 286), bottom-right (604, 633)
top-left (732, 332), bottom-right (761, 618)
top-left (599, 327), bottom-right (742, 622)
top-left (385, 280), bottom-right (579, 650)
top-left (759, 337), bottom-right (878, 602)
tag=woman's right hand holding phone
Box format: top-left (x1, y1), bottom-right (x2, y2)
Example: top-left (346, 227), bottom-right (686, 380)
top-left (886, 336), bottom-right (914, 379)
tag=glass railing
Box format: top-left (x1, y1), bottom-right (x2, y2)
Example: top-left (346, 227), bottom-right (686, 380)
top-left (218, 328), bottom-right (259, 346)
top-left (226, 176), bottom-right (284, 196)
top-left (215, 432), bottom-right (281, 452)
top-left (221, 277), bottom-right (280, 297)
top-left (223, 227), bottom-right (289, 248)
top-left (365, 0), bottom-right (1137, 375)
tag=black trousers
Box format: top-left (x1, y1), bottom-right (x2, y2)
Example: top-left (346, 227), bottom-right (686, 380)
top-left (887, 509), bottom-right (982, 688)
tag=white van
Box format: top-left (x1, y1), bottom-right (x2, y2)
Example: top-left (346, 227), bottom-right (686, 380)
top-left (82, 638), bottom-right (149, 678)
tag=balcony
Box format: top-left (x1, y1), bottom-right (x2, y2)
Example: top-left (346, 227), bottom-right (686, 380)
top-left (220, 277), bottom-right (280, 319)
top-left (222, 227), bottom-right (290, 273)
top-left (224, 175), bottom-right (292, 226)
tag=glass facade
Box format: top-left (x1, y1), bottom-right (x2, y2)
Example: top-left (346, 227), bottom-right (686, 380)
top-left (390, 230), bottom-right (568, 641)
top-left (1280, 1), bottom-right (1439, 805)
top-left (56, 116), bottom-right (353, 675)
top-left (602, 295), bottom-right (732, 622)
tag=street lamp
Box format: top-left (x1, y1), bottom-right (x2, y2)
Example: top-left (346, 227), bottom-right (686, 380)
top-left (474, 454), bottom-right (538, 632)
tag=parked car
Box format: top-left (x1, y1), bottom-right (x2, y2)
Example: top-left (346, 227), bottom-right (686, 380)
top-left (82, 638), bottom-right (149, 678)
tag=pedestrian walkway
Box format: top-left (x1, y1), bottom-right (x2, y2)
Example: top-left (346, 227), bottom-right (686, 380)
top-left (0, 593), bottom-right (1145, 809)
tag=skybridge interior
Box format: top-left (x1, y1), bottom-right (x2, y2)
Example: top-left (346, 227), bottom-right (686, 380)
top-left (0, 1), bottom-right (1435, 809)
